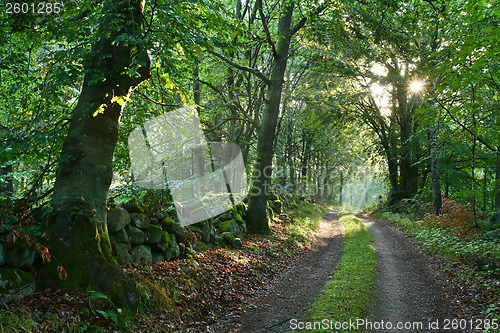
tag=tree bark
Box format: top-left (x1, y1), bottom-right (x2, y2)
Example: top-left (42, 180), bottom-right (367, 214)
top-left (0, 124), bottom-right (13, 195)
top-left (490, 148), bottom-right (500, 226)
top-left (246, 0), bottom-right (296, 234)
top-left (47, 0), bottom-right (150, 307)
top-left (429, 126), bottom-right (442, 215)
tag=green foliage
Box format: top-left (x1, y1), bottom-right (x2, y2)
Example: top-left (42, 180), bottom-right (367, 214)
top-left (285, 202), bottom-right (329, 244)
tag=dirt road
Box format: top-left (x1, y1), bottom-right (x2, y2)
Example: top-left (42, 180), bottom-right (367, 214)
top-left (210, 211), bottom-right (343, 333)
top-left (209, 212), bottom-right (479, 333)
top-left (358, 214), bottom-right (479, 333)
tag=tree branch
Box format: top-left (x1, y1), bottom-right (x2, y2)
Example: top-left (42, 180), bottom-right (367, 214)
top-left (207, 49), bottom-right (272, 86)
top-left (257, 0), bottom-right (279, 58)
top-left (438, 100), bottom-right (497, 152)
top-left (290, 4), bottom-right (327, 36)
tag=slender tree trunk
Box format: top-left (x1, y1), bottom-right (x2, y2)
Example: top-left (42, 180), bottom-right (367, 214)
top-left (339, 170), bottom-right (344, 205)
top-left (47, 0), bottom-right (150, 307)
top-left (0, 125), bottom-right (13, 195)
top-left (429, 126), bottom-right (442, 215)
top-left (246, 1), bottom-right (296, 234)
top-left (490, 148), bottom-right (500, 226)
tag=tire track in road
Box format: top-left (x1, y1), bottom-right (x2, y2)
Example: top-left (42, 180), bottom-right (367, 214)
top-left (358, 214), bottom-right (477, 333)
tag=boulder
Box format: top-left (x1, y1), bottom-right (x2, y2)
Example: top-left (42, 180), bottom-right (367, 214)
top-left (107, 208), bottom-right (131, 232)
top-left (174, 225), bottom-right (187, 243)
top-left (152, 252), bottom-right (164, 262)
top-left (126, 225), bottom-right (145, 245)
top-left (154, 212), bottom-right (164, 221)
top-left (4, 242), bottom-right (36, 270)
top-left (233, 238), bottom-right (243, 248)
top-left (0, 268), bottom-right (35, 303)
top-left (115, 243), bottom-right (131, 265)
top-left (159, 218), bottom-right (179, 233)
top-left (129, 245), bottom-right (152, 265)
top-left (222, 232), bottom-right (234, 244)
top-left (144, 225), bottom-right (163, 244)
top-left (130, 213), bottom-right (150, 229)
top-left (123, 202), bottom-right (144, 214)
top-left (112, 228), bottom-right (128, 243)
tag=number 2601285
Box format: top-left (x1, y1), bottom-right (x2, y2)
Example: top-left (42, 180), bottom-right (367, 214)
top-left (5, 2), bottom-right (64, 15)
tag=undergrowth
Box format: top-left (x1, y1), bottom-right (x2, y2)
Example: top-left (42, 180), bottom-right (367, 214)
top-left (293, 215), bottom-right (376, 333)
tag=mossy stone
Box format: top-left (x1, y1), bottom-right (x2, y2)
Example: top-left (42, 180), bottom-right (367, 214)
top-left (123, 203), bottom-right (144, 214)
top-left (218, 220), bottom-right (232, 233)
top-left (159, 218), bottom-right (177, 233)
top-left (0, 268), bottom-right (35, 303)
top-left (234, 213), bottom-right (244, 224)
top-left (222, 232), bottom-right (234, 244)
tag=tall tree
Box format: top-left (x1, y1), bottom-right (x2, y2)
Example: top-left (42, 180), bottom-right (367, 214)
top-left (47, 0), bottom-right (150, 306)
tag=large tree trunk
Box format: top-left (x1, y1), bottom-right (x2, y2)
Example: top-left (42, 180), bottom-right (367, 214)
top-left (47, 0), bottom-right (150, 307)
top-left (246, 1), bottom-right (295, 234)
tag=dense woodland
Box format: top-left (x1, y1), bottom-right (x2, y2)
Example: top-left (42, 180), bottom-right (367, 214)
top-left (0, 0), bottom-right (499, 330)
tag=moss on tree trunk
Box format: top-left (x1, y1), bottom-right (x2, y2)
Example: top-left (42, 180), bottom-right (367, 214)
top-left (46, 0), bottom-right (150, 307)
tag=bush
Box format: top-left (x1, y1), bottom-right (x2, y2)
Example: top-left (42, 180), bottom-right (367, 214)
top-left (422, 198), bottom-right (478, 239)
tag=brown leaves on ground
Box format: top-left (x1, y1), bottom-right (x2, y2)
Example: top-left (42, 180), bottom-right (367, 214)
top-left (4, 221), bottom-right (316, 332)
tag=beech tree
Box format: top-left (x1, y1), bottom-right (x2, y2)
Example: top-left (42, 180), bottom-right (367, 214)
top-left (47, 0), bottom-right (151, 306)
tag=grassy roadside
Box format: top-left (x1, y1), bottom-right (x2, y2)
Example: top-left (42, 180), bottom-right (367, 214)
top-left (292, 214), bottom-right (376, 333)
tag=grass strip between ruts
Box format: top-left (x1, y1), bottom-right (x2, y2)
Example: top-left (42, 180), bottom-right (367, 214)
top-left (291, 214), bottom-right (376, 333)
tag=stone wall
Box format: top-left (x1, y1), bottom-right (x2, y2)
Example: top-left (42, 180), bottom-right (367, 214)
top-left (108, 202), bottom-right (248, 265)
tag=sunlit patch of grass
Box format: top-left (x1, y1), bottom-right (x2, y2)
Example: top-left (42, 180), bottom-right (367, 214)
top-left (294, 215), bottom-right (376, 333)
top-left (280, 202), bottom-right (330, 245)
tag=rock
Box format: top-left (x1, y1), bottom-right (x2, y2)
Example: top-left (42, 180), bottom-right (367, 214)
top-left (130, 213), bottom-right (150, 229)
top-left (219, 213), bottom-right (232, 221)
top-left (123, 202), bottom-right (144, 214)
top-left (107, 208), bottom-right (131, 233)
top-left (174, 225), bottom-right (187, 243)
top-left (172, 238), bottom-right (180, 258)
top-left (126, 225), bottom-right (145, 244)
top-left (201, 221), bottom-right (211, 243)
top-left (152, 252), bottom-right (164, 262)
top-left (218, 220), bottom-right (232, 233)
top-left (222, 232), bottom-right (234, 244)
top-left (178, 242), bottom-right (185, 256)
top-left (4, 242), bottom-right (36, 270)
top-left (159, 218), bottom-right (178, 233)
top-left (115, 243), bottom-right (131, 265)
top-left (230, 220), bottom-right (241, 239)
top-left (233, 238), bottom-right (243, 248)
top-left (219, 220), bottom-right (241, 238)
top-left (130, 245), bottom-right (152, 265)
top-left (0, 268), bottom-right (35, 303)
top-left (0, 243), bottom-right (4, 266)
top-left (112, 228), bottom-right (128, 243)
top-left (144, 225), bottom-right (163, 244)
top-left (214, 236), bottom-right (226, 246)
top-left (154, 212), bottom-right (164, 221)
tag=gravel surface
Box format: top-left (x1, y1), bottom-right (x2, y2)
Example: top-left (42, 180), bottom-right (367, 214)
top-left (210, 211), bottom-right (483, 333)
top-left (210, 211), bottom-right (344, 333)
top-left (358, 213), bottom-right (482, 333)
